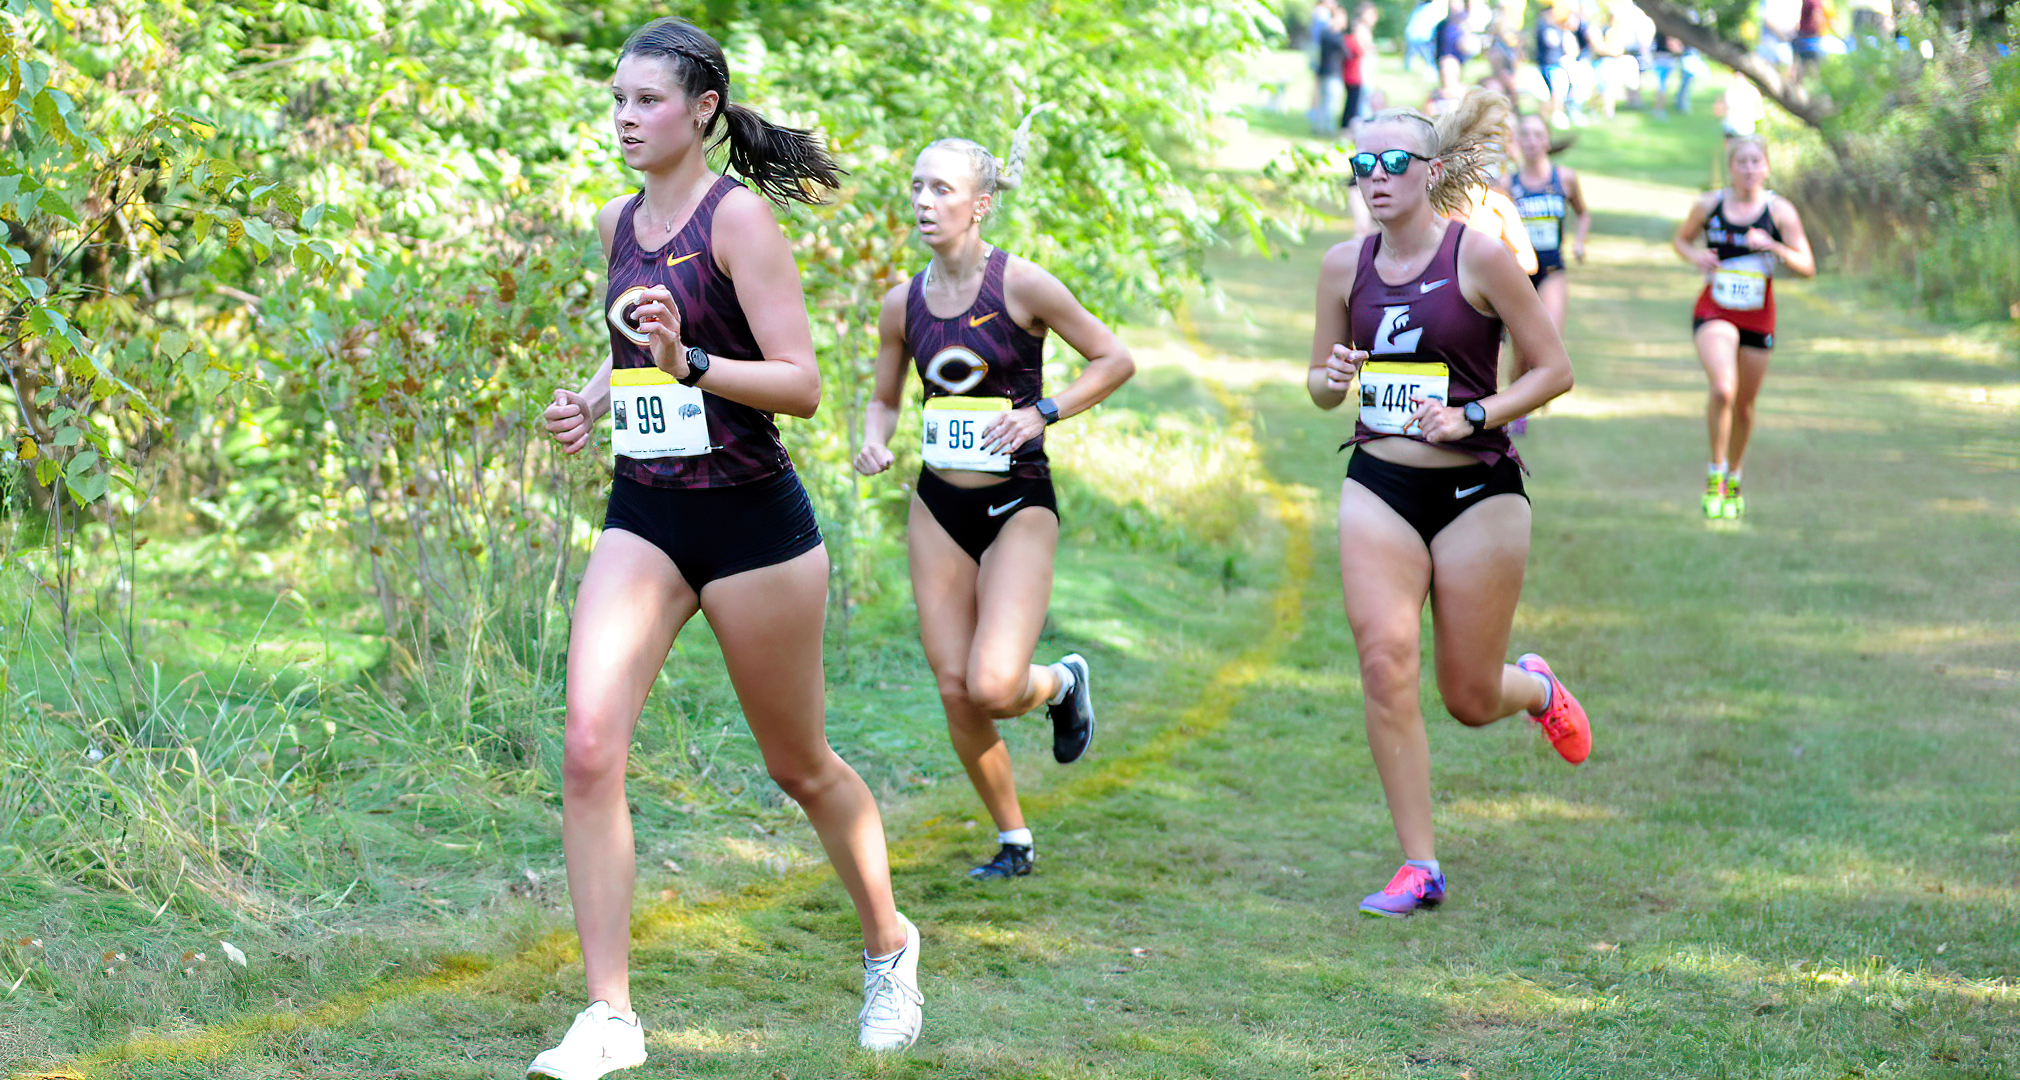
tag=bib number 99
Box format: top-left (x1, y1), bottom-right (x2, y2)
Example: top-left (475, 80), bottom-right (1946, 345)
top-left (610, 368), bottom-right (710, 459)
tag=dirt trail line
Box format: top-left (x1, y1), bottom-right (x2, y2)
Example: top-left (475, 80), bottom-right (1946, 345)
top-left (18, 364), bottom-right (1315, 1080)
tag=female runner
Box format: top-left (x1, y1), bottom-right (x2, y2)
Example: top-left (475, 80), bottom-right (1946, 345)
top-left (1308, 89), bottom-right (1592, 919)
top-left (1672, 135), bottom-right (1815, 519)
top-left (535, 19), bottom-right (921, 1075)
top-left (1500, 113), bottom-right (1589, 432)
top-left (853, 124), bottom-right (1134, 881)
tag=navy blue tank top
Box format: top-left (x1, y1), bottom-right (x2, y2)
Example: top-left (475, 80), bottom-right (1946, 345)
top-left (1508, 166), bottom-right (1568, 272)
top-left (606, 175), bottom-right (791, 489)
top-left (905, 247), bottom-right (1050, 478)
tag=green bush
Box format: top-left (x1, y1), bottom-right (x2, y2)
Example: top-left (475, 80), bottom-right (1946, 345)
top-left (1774, 27), bottom-right (2020, 324)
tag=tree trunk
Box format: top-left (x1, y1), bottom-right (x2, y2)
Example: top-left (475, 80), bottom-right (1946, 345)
top-left (1639, 0), bottom-right (1851, 159)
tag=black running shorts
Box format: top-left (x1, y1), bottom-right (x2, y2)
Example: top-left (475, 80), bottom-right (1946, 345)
top-left (603, 469), bottom-right (822, 591)
top-left (915, 467), bottom-right (1058, 562)
top-left (1346, 448), bottom-right (1528, 546)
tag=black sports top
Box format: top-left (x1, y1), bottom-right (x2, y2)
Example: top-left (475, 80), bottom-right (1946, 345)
top-left (905, 247), bottom-right (1050, 479)
top-left (606, 176), bottom-right (791, 489)
top-left (1703, 193), bottom-right (1782, 262)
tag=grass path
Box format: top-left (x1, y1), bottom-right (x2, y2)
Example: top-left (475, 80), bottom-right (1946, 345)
top-left (18, 66), bottom-right (2020, 1080)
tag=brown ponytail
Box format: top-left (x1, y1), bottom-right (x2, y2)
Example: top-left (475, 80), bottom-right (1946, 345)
top-left (619, 18), bottom-right (843, 205)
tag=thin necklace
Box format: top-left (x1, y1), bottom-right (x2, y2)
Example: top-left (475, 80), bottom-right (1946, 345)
top-left (926, 246), bottom-right (990, 291)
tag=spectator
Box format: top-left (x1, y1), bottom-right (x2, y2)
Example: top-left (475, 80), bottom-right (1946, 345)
top-left (1759, 0), bottom-right (1800, 73)
top-left (1341, 4), bottom-right (1379, 137)
top-left (1434, 0), bottom-right (1479, 93)
top-left (1650, 34), bottom-right (1702, 116)
top-left (1405, 0), bottom-right (1445, 71)
top-left (1715, 77), bottom-right (1764, 137)
top-left (1311, 1), bottom-right (1348, 135)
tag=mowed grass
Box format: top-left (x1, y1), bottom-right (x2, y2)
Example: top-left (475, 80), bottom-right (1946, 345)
top-left (9, 63), bottom-right (2020, 1080)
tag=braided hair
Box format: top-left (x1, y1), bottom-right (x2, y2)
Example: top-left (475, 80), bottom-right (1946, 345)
top-left (922, 103), bottom-right (1054, 217)
top-left (1365, 89), bottom-right (1513, 217)
top-left (619, 18), bottom-right (843, 206)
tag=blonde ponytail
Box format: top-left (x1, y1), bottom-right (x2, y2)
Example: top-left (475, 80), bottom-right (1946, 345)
top-left (924, 102), bottom-right (1054, 208)
top-left (1364, 89), bottom-right (1513, 217)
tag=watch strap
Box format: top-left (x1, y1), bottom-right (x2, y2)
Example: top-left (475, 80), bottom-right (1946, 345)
top-left (678, 346), bottom-right (710, 387)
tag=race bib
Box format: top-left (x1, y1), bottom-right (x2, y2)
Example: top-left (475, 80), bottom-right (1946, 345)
top-left (1711, 255), bottom-right (1770, 311)
top-left (921, 396), bottom-right (1011, 473)
top-left (1359, 361), bottom-right (1450, 436)
top-left (1523, 216), bottom-right (1560, 253)
top-left (610, 367), bottom-right (710, 459)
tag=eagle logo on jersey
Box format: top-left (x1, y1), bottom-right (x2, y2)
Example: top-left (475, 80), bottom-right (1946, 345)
top-left (924, 345), bottom-right (990, 395)
top-left (607, 285), bottom-right (652, 347)
top-left (1370, 304), bottom-right (1425, 354)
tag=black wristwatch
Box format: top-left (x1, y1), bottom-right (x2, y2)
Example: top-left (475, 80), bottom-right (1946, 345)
top-left (1035, 397), bottom-right (1061, 425)
top-left (1463, 400), bottom-right (1488, 433)
top-left (678, 346), bottom-right (710, 387)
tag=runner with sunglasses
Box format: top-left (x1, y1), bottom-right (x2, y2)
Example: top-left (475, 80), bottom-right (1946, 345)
top-left (1500, 113), bottom-right (1588, 433)
top-left (1309, 89), bottom-right (1591, 919)
top-left (854, 117), bottom-right (1134, 881)
top-left (1672, 135), bottom-right (1815, 519)
top-left (533, 19), bottom-right (922, 1075)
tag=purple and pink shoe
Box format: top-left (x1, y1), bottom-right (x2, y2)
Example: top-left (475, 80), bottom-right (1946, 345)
top-left (1358, 864), bottom-right (1446, 918)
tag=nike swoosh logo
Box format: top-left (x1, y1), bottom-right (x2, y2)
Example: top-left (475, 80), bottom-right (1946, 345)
top-left (1421, 278), bottom-right (1450, 293)
top-left (968, 312), bottom-right (999, 328)
top-left (1455, 484), bottom-right (1486, 499)
top-left (987, 498), bottom-right (1024, 517)
top-left (667, 252), bottom-right (702, 267)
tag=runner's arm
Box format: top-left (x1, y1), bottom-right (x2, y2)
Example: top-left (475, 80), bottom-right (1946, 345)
top-left (972, 259), bottom-right (1133, 456)
top-left (694, 187), bottom-right (822, 418)
top-left (1308, 239), bottom-right (1366, 410)
top-left (1565, 167), bottom-right (1591, 262)
top-left (1006, 259), bottom-right (1134, 423)
top-left (1673, 193), bottom-right (1720, 273)
top-left (1444, 229), bottom-right (1573, 433)
top-left (542, 197), bottom-right (627, 453)
top-left (853, 285), bottom-right (911, 476)
top-left (1763, 199), bottom-right (1817, 278)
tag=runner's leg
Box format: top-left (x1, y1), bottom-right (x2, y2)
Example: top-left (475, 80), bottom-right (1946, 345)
top-left (1426, 495), bottom-right (1545, 726)
top-left (1340, 478), bottom-right (1437, 860)
top-left (1725, 344), bottom-right (1773, 473)
top-left (562, 528), bottom-right (700, 1014)
top-left (1694, 319), bottom-right (1742, 466)
top-left (967, 509), bottom-right (1062, 719)
top-left (703, 544), bottom-right (905, 957)
top-left (908, 497), bottom-right (1022, 832)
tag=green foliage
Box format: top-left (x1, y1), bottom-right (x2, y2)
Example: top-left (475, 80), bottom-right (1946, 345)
top-left (0, 0), bottom-right (1284, 920)
top-left (1775, 29), bottom-right (2020, 323)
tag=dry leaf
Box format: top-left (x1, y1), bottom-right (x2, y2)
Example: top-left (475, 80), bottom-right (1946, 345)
top-left (220, 941), bottom-right (248, 967)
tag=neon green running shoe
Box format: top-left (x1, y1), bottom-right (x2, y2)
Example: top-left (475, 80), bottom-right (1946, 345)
top-left (1721, 477), bottom-right (1744, 519)
top-left (1702, 473), bottom-right (1725, 519)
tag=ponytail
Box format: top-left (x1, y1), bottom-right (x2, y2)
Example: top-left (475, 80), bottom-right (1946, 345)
top-left (1365, 88), bottom-right (1513, 217)
top-left (620, 18), bottom-right (843, 206)
top-left (922, 102), bottom-right (1054, 214)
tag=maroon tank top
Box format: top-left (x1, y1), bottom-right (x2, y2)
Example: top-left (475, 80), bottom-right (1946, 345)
top-left (1345, 223), bottom-right (1519, 467)
top-left (905, 247), bottom-right (1049, 478)
top-left (606, 175), bottom-right (791, 489)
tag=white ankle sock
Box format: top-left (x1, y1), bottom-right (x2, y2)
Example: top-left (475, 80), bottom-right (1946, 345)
top-left (998, 827), bottom-right (1033, 848)
top-left (1405, 858), bottom-right (1441, 877)
top-left (1046, 662), bottom-right (1074, 705)
top-left (1529, 671), bottom-right (1553, 715)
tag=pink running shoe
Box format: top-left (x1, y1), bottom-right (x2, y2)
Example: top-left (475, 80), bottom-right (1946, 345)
top-left (1359, 864), bottom-right (1446, 918)
top-left (1518, 653), bottom-right (1590, 764)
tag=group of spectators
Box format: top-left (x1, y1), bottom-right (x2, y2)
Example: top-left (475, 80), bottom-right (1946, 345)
top-left (1303, 0), bottom-right (1919, 141)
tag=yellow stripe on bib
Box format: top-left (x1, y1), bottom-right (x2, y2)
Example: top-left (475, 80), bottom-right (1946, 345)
top-left (1362, 361), bottom-right (1450, 377)
top-left (925, 395), bottom-right (1012, 412)
top-left (612, 367), bottom-right (679, 387)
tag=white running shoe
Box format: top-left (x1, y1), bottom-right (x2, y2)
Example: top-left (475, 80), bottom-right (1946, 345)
top-left (526, 1000), bottom-right (647, 1080)
top-left (858, 914), bottom-right (923, 1051)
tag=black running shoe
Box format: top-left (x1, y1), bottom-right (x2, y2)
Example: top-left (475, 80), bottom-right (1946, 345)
top-left (1047, 653), bottom-right (1094, 764)
top-left (967, 843), bottom-right (1033, 879)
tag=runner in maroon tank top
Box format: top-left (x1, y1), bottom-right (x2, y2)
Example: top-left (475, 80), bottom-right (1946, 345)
top-left (533, 18), bottom-right (920, 1075)
top-left (1672, 135), bottom-right (1816, 520)
top-left (854, 120), bottom-right (1135, 881)
top-left (1307, 89), bottom-right (1591, 919)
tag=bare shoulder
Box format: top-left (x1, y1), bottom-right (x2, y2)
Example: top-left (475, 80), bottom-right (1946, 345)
top-left (595, 193), bottom-right (633, 250)
top-left (879, 279), bottom-right (911, 323)
top-left (1456, 221), bottom-right (1511, 265)
top-left (1769, 193), bottom-right (1805, 227)
top-left (1003, 252), bottom-right (1066, 297)
top-left (1320, 236), bottom-right (1371, 276)
top-left (712, 181), bottom-right (782, 237)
